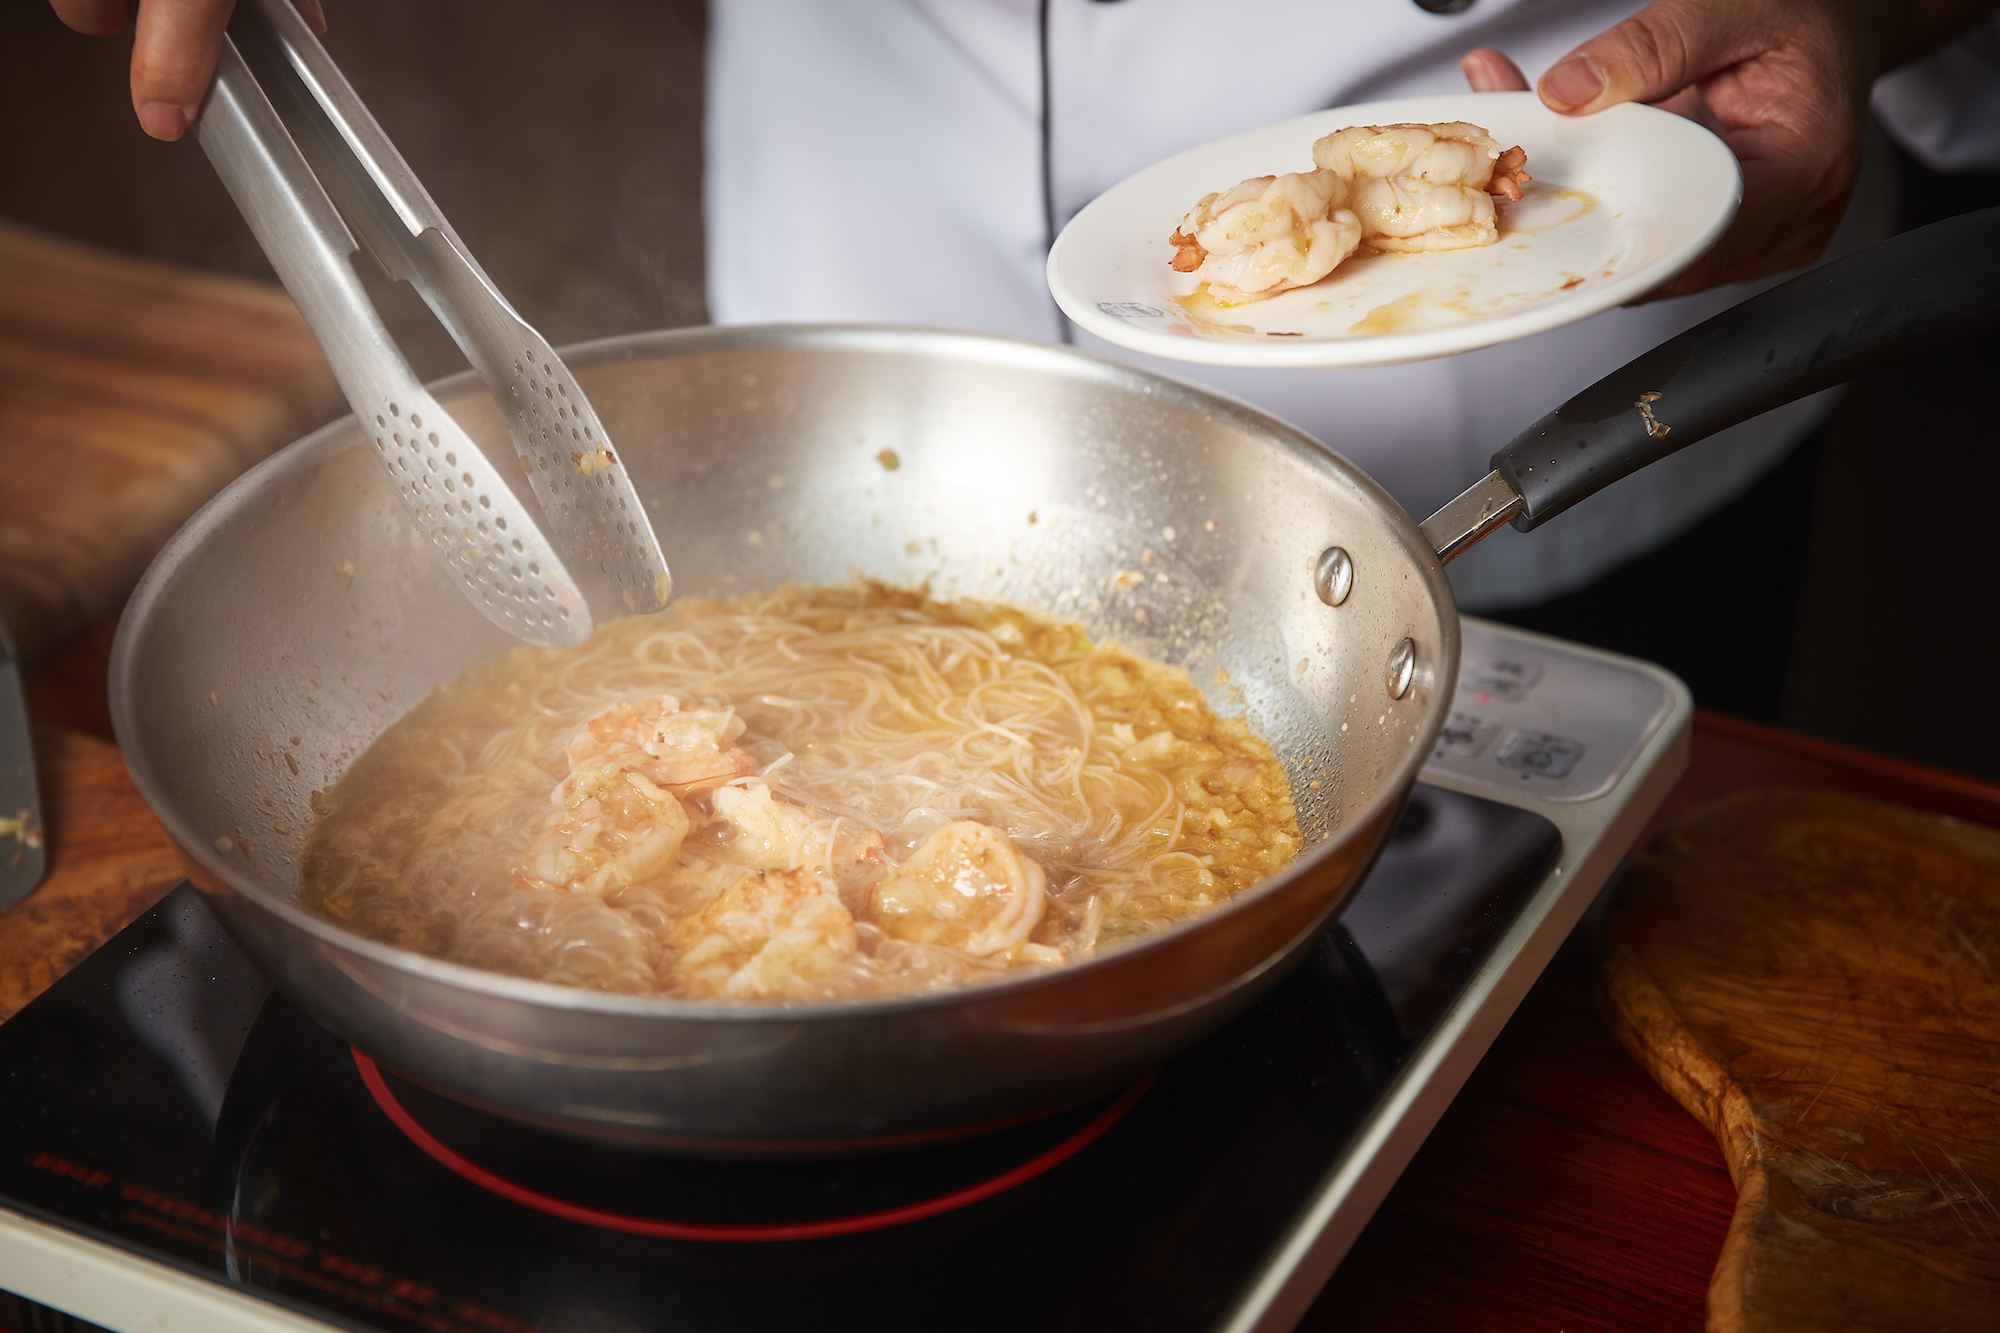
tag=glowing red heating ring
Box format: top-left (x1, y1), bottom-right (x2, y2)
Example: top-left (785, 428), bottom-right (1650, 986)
top-left (353, 1048), bottom-right (1152, 1242)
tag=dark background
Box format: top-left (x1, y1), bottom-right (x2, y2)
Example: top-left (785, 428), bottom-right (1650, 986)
top-left (4, 1), bottom-right (1999, 778)
top-left (0, 0), bottom-right (710, 378)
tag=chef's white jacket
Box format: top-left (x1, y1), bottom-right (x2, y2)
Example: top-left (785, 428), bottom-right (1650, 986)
top-left (706, 0), bottom-right (1993, 608)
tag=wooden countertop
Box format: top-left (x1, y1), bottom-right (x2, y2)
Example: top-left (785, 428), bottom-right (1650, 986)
top-left (0, 221), bottom-right (339, 660)
top-left (22, 628), bottom-right (2000, 1330)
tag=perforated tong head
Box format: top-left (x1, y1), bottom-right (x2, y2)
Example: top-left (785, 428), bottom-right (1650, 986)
top-left (194, 0), bottom-right (668, 648)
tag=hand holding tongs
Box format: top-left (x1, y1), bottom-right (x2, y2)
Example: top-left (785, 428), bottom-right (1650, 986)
top-left (195, 0), bottom-right (668, 648)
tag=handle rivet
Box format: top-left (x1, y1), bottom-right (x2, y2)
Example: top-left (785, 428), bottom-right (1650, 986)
top-left (1386, 638), bottom-right (1416, 699)
top-left (1314, 547), bottom-right (1354, 607)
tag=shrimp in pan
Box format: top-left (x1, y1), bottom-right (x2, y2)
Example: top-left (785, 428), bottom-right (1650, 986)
top-left (712, 778), bottom-right (889, 885)
top-left (872, 821), bottom-right (1061, 963)
top-left (523, 695), bottom-right (756, 895)
top-left (672, 867), bottom-right (862, 999)
top-left (564, 695), bottom-right (757, 793)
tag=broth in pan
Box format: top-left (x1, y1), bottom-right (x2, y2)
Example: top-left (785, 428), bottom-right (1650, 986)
top-left (301, 583), bottom-right (1301, 1000)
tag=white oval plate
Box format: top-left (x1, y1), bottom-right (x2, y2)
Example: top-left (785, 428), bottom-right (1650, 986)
top-left (1047, 92), bottom-right (1740, 368)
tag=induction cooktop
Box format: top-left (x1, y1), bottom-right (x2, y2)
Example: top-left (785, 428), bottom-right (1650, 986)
top-left (0, 620), bottom-right (1689, 1333)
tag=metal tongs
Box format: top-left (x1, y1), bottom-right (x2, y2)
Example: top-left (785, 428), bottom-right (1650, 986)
top-left (194, 0), bottom-right (668, 648)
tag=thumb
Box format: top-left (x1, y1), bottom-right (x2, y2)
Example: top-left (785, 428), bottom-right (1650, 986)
top-left (1538, 0), bottom-right (1750, 114)
top-left (130, 0), bottom-right (237, 140)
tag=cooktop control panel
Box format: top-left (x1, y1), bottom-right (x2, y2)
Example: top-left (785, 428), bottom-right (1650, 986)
top-left (1421, 618), bottom-right (1676, 803)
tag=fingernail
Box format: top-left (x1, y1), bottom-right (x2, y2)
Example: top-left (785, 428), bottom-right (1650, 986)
top-left (1540, 54), bottom-right (1604, 112)
top-left (139, 100), bottom-right (188, 141)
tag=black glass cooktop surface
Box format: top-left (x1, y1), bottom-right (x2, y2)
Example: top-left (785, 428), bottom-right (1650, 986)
top-left (0, 783), bottom-right (1557, 1333)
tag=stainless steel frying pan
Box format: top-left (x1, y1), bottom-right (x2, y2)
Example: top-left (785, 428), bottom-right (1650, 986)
top-left (109, 210), bottom-right (2000, 1151)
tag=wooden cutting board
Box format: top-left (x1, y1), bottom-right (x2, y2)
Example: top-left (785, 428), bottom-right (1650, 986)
top-left (0, 726), bottom-right (181, 1024)
top-left (0, 220), bottom-right (341, 660)
top-left (1603, 788), bottom-right (2000, 1332)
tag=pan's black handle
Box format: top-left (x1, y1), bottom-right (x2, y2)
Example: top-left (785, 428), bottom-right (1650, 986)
top-left (1493, 206), bottom-right (2000, 532)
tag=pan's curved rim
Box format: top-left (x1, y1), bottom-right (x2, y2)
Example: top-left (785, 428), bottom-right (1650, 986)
top-left (110, 322), bottom-right (1460, 1026)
